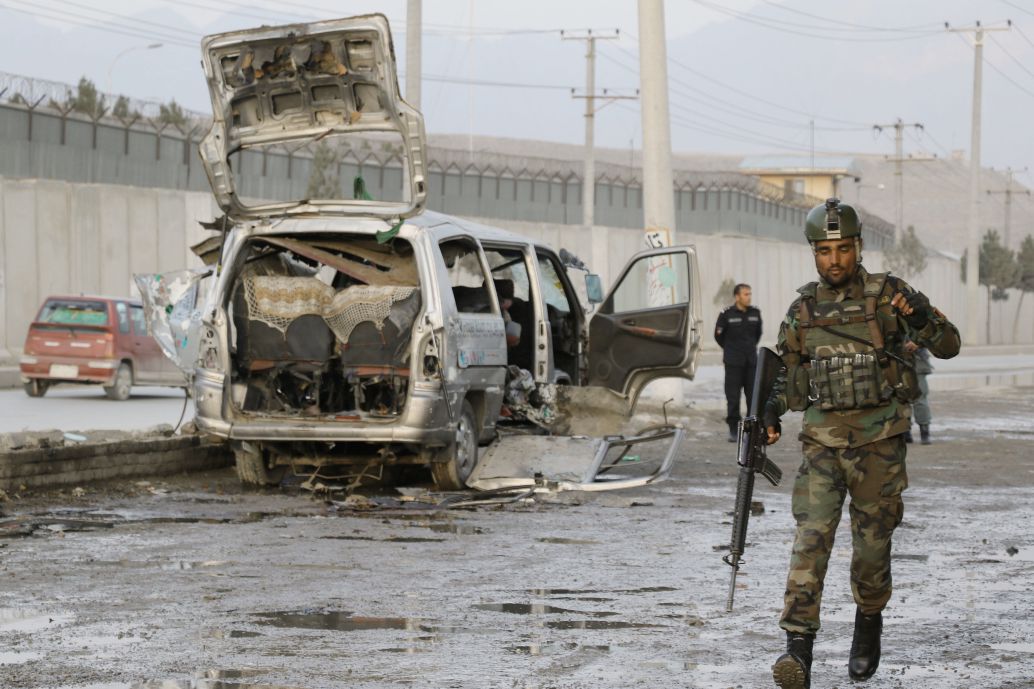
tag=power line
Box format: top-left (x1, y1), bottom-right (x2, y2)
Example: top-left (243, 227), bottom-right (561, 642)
top-left (601, 50), bottom-right (849, 152)
top-left (688, 0), bottom-right (942, 43)
top-left (988, 32), bottom-right (1034, 83)
top-left (420, 74), bottom-right (575, 91)
top-left (614, 40), bottom-right (871, 127)
top-left (602, 47), bottom-right (867, 134)
top-left (0, 1), bottom-right (196, 48)
top-left (38, 0), bottom-right (202, 38)
top-left (154, 0), bottom-right (313, 24)
top-left (756, 0), bottom-right (942, 34)
top-left (1000, 0), bottom-right (1034, 20)
top-left (1014, 23), bottom-right (1034, 49)
top-left (952, 31), bottom-right (1034, 100)
top-left (615, 101), bottom-right (857, 156)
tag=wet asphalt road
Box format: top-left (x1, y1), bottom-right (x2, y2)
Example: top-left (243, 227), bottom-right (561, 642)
top-left (2, 352), bottom-right (1033, 433)
top-left (1, 385), bottom-right (1033, 688)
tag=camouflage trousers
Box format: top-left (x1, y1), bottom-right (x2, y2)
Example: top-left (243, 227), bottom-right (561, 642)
top-left (779, 435), bottom-right (908, 635)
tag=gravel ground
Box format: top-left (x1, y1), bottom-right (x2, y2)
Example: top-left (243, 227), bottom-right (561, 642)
top-left (0, 385), bottom-right (1032, 689)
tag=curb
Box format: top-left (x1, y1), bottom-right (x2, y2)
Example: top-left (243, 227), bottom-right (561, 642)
top-left (0, 435), bottom-right (231, 491)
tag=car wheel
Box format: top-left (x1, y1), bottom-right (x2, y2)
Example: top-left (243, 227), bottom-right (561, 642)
top-left (430, 400), bottom-right (479, 491)
top-left (23, 380), bottom-right (48, 398)
top-left (233, 442), bottom-right (287, 487)
top-left (103, 363), bottom-right (133, 401)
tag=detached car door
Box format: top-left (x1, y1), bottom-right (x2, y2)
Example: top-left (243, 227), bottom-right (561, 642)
top-left (587, 246), bottom-right (702, 407)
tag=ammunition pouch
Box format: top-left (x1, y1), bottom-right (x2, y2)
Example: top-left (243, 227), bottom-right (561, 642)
top-left (785, 363), bottom-right (810, 412)
top-left (805, 354), bottom-right (894, 411)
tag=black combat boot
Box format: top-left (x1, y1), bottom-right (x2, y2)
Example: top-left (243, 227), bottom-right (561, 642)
top-left (903, 430), bottom-right (914, 443)
top-left (727, 421), bottom-right (738, 443)
top-left (920, 424), bottom-right (931, 445)
top-left (772, 631), bottom-right (813, 689)
top-left (848, 607), bottom-right (882, 681)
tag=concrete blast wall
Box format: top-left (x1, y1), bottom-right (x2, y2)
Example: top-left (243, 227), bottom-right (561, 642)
top-left (1, 178), bottom-right (1027, 357)
top-left (0, 177), bottom-right (216, 356)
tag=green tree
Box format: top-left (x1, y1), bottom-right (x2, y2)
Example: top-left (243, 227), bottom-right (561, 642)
top-left (112, 95), bottom-right (135, 120)
top-left (158, 99), bottom-right (188, 128)
top-left (979, 229), bottom-right (1020, 301)
top-left (1013, 234), bottom-right (1034, 343)
top-left (70, 77), bottom-right (105, 118)
top-left (306, 141), bottom-right (341, 199)
top-left (883, 225), bottom-right (927, 279)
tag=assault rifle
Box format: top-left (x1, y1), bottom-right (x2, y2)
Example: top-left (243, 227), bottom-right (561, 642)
top-left (724, 346), bottom-right (784, 612)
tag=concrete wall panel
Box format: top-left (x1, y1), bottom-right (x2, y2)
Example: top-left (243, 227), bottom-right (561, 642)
top-left (34, 179), bottom-right (72, 300)
top-left (2, 180), bottom-right (40, 346)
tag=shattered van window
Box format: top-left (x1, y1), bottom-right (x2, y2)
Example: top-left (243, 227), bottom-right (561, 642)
top-left (229, 133), bottom-right (407, 208)
top-left (440, 238), bottom-right (494, 315)
top-left (612, 252), bottom-right (691, 313)
top-left (38, 300), bottom-right (108, 326)
top-left (226, 234), bottom-right (422, 418)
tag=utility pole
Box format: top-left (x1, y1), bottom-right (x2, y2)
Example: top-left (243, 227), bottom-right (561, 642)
top-left (637, 0), bottom-right (676, 251)
top-left (562, 29), bottom-right (633, 229)
top-left (873, 118), bottom-right (926, 245)
top-left (986, 167), bottom-right (1030, 248)
top-left (947, 20), bottom-right (1011, 345)
top-left (405, 0), bottom-right (421, 109)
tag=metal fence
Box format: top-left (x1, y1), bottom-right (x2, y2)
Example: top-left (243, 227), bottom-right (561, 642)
top-left (0, 71), bottom-right (894, 248)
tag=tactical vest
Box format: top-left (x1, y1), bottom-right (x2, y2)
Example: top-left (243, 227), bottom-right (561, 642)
top-left (784, 272), bottom-right (921, 412)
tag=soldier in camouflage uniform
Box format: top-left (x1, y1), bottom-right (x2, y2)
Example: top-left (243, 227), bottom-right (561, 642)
top-left (764, 199), bottom-right (961, 689)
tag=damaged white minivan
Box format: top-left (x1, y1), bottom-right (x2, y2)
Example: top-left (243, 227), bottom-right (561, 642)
top-left (140, 15), bottom-right (704, 492)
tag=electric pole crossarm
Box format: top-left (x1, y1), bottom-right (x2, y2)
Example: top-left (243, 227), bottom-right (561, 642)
top-left (871, 119), bottom-right (926, 245)
top-left (562, 29), bottom-right (623, 229)
top-left (986, 167), bottom-right (1030, 247)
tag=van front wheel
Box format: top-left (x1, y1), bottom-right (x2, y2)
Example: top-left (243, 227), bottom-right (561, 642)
top-left (430, 401), bottom-right (479, 491)
top-left (233, 442), bottom-right (287, 487)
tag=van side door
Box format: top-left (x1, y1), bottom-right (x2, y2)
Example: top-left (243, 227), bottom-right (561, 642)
top-left (587, 246), bottom-right (702, 408)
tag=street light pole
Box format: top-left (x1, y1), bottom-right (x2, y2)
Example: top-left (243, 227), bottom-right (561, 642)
top-left (106, 43), bottom-right (163, 99)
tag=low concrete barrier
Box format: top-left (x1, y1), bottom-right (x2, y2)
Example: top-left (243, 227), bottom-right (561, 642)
top-left (0, 433), bottom-right (231, 491)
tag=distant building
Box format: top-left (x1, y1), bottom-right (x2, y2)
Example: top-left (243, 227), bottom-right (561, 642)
top-left (738, 155), bottom-right (863, 201)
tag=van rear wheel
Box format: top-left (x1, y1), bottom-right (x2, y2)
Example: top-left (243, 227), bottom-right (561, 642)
top-left (23, 380), bottom-right (48, 398)
top-left (104, 363), bottom-right (132, 401)
top-left (233, 442), bottom-right (287, 487)
top-left (430, 401), bottom-right (479, 491)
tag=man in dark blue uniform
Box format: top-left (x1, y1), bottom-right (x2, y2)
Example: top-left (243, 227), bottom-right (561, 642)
top-left (715, 283), bottom-right (762, 442)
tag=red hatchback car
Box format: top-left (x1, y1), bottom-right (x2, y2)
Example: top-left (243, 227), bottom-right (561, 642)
top-left (20, 296), bottom-right (185, 400)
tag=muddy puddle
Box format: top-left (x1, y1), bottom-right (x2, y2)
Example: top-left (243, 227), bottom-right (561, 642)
top-left (46, 673), bottom-right (300, 689)
top-left (252, 610), bottom-right (425, 632)
top-left (508, 642), bottom-right (611, 656)
top-left (474, 603), bottom-right (617, 616)
top-left (527, 586), bottom-right (677, 595)
top-left (0, 608), bottom-right (73, 632)
top-left (317, 534), bottom-right (446, 543)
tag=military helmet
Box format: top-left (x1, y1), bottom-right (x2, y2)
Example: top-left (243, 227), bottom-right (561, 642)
top-left (805, 197), bottom-right (862, 242)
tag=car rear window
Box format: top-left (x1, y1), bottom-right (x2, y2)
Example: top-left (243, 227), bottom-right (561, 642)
top-left (38, 299), bottom-right (109, 326)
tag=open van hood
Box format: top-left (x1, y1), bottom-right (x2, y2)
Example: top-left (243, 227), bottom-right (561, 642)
top-left (199, 14), bottom-right (427, 220)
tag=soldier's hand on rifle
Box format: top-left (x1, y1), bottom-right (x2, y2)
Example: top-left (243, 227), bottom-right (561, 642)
top-left (764, 402), bottom-right (781, 444)
top-left (891, 291), bottom-right (930, 329)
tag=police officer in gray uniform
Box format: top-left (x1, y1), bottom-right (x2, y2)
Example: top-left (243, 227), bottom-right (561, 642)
top-left (715, 283), bottom-right (762, 442)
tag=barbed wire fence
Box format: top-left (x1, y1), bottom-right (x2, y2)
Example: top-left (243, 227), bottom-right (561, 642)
top-left (0, 70), bottom-right (894, 245)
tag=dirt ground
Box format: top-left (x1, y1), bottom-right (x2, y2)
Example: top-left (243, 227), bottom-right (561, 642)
top-left (1, 385), bottom-right (1032, 689)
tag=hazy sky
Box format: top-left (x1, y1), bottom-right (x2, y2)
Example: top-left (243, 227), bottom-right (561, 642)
top-left (1, 0), bottom-right (1032, 184)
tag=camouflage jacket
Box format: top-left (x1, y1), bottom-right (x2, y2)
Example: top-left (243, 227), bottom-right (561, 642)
top-left (769, 266), bottom-right (960, 448)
